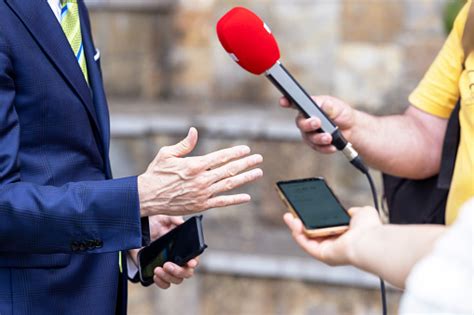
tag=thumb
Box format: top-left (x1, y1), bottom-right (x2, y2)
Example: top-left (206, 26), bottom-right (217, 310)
top-left (159, 215), bottom-right (184, 229)
top-left (320, 100), bottom-right (335, 119)
top-left (166, 127), bottom-right (198, 157)
top-left (170, 216), bottom-right (185, 226)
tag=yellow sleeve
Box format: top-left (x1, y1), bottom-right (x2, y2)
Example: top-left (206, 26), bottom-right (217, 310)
top-left (408, 1), bottom-right (470, 119)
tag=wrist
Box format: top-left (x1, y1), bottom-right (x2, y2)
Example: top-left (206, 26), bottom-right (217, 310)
top-left (349, 109), bottom-right (377, 158)
top-left (345, 236), bottom-right (359, 267)
top-left (347, 225), bottom-right (383, 269)
top-left (349, 109), bottom-right (365, 145)
top-left (137, 174), bottom-right (152, 218)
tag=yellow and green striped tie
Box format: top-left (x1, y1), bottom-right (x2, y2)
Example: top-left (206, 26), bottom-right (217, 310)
top-left (60, 0), bottom-right (89, 83)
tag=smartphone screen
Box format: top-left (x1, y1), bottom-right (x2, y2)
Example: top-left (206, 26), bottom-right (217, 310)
top-left (140, 240), bottom-right (175, 280)
top-left (277, 178), bottom-right (350, 229)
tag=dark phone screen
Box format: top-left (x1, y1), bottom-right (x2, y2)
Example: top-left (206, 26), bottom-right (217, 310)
top-left (278, 178), bottom-right (350, 229)
top-left (141, 240), bottom-right (175, 280)
top-left (139, 217), bottom-right (204, 281)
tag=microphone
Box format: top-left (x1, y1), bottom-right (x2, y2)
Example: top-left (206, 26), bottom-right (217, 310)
top-left (216, 7), bottom-right (367, 173)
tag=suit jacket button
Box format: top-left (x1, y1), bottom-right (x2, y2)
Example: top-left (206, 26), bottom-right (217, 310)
top-left (95, 240), bottom-right (103, 248)
top-left (78, 242), bottom-right (87, 251)
top-left (71, 241), bottom-right (80, 252)
top-left (86, 240), bottom-right (96, 250)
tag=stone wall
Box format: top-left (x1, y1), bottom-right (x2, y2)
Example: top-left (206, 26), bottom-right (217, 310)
top-left (88, 0), bottom-right (447, 113)
top-left (85, 0), bottom-right (450, 314)
top-left (128, 273), bottom-right (402, 315)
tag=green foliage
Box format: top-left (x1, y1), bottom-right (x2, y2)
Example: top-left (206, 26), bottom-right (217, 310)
top-left (443, 0), bottom-right (467, 34)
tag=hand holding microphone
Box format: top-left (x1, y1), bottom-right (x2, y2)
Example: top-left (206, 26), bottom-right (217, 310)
top-left (216, 7), bottom-right (367, 173)
top-left (280, 95), bottom-right (357, 155)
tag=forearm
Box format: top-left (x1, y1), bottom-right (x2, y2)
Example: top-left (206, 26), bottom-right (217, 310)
top-left (350, 224), bottom-right (446, 288)
top-left (350, 107), bottom-right (445, 178)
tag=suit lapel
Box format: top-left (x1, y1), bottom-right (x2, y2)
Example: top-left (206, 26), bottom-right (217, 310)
top-left (79, 1), bottom-right (112, 178)
top-left (5, 0), bottom-right (101, 136)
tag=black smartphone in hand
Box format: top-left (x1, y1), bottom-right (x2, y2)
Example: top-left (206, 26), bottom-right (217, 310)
top-left (138, 215), bottom-right (207, 287)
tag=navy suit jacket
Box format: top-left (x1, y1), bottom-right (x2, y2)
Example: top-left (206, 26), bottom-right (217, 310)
top-left (0, 1), bottom-right (148, 314)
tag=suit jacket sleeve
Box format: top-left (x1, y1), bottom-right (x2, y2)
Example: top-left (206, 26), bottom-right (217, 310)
top-left (0, 23), bottom-right (144, 255)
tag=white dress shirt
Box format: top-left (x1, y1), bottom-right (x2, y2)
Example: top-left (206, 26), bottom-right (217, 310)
top-left (400, 198), bottom-right (474, 314)
top-left (47, 0), bottom-right (62, 22)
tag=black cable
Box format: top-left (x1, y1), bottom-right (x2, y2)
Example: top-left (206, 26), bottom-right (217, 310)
top-left (328, 133), bottom-right (388, 314)
top-left (352, 156), bottom-right (388, 315)
top-left (365, 168), bottom-right (388, 315)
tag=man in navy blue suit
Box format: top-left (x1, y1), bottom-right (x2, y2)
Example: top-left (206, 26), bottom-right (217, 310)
top-left (0, 1), bottom-right (263, 314)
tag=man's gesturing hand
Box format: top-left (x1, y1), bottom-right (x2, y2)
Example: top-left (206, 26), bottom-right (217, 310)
top-left (138, 127), bottom-right (263, 217)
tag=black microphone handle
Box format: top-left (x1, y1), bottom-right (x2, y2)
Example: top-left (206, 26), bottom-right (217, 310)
top-left (265, 61), bottom-right (367, 173)
top-left (266, 62), bottom-right (338, 134)
top-left (265, 61), bottom-right (347, 148)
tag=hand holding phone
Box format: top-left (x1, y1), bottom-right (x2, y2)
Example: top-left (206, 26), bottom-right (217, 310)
top-left (138, 216), bottom-right (207, 286)
top-left (276, 177), bottom-right (350, 237)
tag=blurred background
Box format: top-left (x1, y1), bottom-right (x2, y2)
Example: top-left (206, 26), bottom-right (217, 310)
top-left (84, 0), bottom-right (463, 314)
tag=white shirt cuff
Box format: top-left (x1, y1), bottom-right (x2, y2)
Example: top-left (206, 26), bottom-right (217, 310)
top-left (126, 252), bottom-right (139, 279)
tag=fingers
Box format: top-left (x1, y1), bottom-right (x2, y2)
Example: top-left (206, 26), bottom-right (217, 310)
top-left (296, 113), bottom-right (321, 133)
top-left (347, 207), bottom-right (363, 217)
top-left (154, 262), bottom-right (195, 289)
top-left (301, 133), bottom-right (336, 154)
top-left (307, 143), bottom-right (337, 154)
top-left (149, 215), bottom-right (185, 240)
top-left (293, 232), bottom-right (316, 256)
top-left (348, 206), bottom-right (382, 227)
top-left (186, 258), bottom-right (199, 268)
top-left (295, 114), bottom-right (336, 151)
top-left (283, 212), bottom-right (300, 233)
top-left (295, 114), bottom-right (336, 152)
top-left (283, 213), bottom-right (307, 243)
top-left (204, 153), bottom-right (263, 197)
top-left (153, 275), bottom-right (172, 289)
top-left (168, 216), bottom-right (185, 226)
top-left (307, 132), bottom-right (333, 146)
top-left (154, 215), bottom-right (184, 227)
top-left (320, 100), bottom-right (336, 120)
top-left (164, 262), bottom-right (195, 279)
top-left (279, 95), bottom-right (347, 128)
top-left (279, 97), bottom-right (292, 108)
top-left (157, 216), bottom-right (185, 234)
top-left (211, 168), bottom-right (263, 195)
top-left (283, 213), bottom-right (323, 258)
top-left (283, 213), bottom-right (295, 234)
top-left (200, 145), bottom-right (251, 170)
top-left (208, 153), bottom-right (263, 182)
top-left (205, 194), bottom-right (251, 209)
top-left (285, 213), bottom-right (305, 234)
top-left (348, 206), bottom-right (379, 219)
top-left (161, 127), bottom-right (199, 158)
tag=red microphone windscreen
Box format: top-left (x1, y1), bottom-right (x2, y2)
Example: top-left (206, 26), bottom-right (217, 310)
top-left (216, 7), bottom-right (280, 75)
